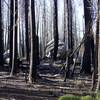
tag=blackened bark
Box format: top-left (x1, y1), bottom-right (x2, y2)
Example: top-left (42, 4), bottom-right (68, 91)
top-left (25, 0), bottom-right (29, 61)
top-left (81, 35), bottom-right (94, 74)
top-left (29, 0), bottom-right (37, 83)
top-left (81, 0), bottom-right (94, 74)
top-left (95, 0), bottom-right (100, 91)
top-left (63, 0), bottom-right (66, 43)
top-left (53, 0), bottom-right (59, 61)
top-left (67, 0), bottom-right (73, 65)
top-left (0, 0), bottom-right (3, 67)
top-left (9, 0), bottom-right (14, 69)
top-left (64, 0), bottom-right (73, 80)
top-left (84, 0), bottom-right (92, 28)
top-left (10, 0), bottom-right (18, 75)
top-left (36, 35), bottom-right (40, 65)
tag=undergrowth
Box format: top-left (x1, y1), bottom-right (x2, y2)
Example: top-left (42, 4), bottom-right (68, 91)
top-left (58, 93), bottom-right (100, 100)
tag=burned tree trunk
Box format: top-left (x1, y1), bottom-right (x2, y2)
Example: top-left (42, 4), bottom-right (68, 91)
top-left (36, 35), bottom-right (40, 65)
top-left (9, 0), bottom-right (14, 69)
top-left (10, 0), bottom-right (18, 76)
top-left (95, 0), bottom-right (100, 91)
top-left (64, 0), bottom-right (73, 81)
top-left (0, 0), bottom-right (4, 67)
top-left (29, 0), bottom-right (37, 83)
top-left (81, 0), bottom-right (94, 74)
top-left (67, 0), bottom-right (73, 64)
top-left (53, 0), bottom-right (59, 61)
top-left (63, 0), bottom-right (67, 43)
top-left (41, 0), bottom-right (46, 58)
top-left (25, 0), bottom-right (29, 61)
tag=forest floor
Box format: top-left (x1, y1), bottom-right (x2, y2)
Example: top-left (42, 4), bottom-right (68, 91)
top-left (0, 61), bottom-right (96, 100)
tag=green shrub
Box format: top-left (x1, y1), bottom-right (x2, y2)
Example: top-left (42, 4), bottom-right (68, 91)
top-left (81, 96), bottom-right (92, 100)
top-left (96, 92), bottom-right (100, 100)
top-left (58, 95), bottom-right (80, 100)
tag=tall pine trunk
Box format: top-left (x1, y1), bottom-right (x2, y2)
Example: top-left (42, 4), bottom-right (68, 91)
top-left (9, 0), bottom-right (14, 69)
top-left (95, 0), bottom-right (100, 91)
top-left (81, 0), bottom-right (94, 74)
top-left (67, 0), bottom-right (73, 65)
top-left (29, 0), bottom-right (37, 83)
top-left (64, 0), bottom-right (73, 81)
top-left (0, 0), bottom-right (4, 67)
top-left (10, 0), bottom-right (18, 76)
top-left (53, 0), bottom-right (59, 61)
top-left (25, 0), bottom-right (29, 61)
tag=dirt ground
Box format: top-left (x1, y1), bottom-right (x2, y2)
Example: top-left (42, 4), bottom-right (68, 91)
top-left (0, 62), bottom-right (94, 100)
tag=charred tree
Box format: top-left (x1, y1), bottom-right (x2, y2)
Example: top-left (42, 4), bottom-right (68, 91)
top-left (25, 0), bottom-right (29, 61)
top-left (53, 0), bottom-right (59, 61)
top-left (0, 0), bottom-right (4, 67)
top-left (36, 35), bottom-right (40, 65)
top-left (42, 0), bottom-right (46, 58)
top-left (35, 3), bottom-right (40, 66)
top-left (67, 0), bottom-right (73, 65)
top-left (29, 0), bottom-right (37, 83)
top-left (81, 0), bottom-right (94, 74)
top-left (63, 0), bottom-right (66, 43)
top-left (10, 0), bottom-right (18, 76)
top-left (95, 0), bottom-right (100, 91)
top-left (9, 0), bottom-right (14, 69)
top-left (64, 0), bottom-right (73, 81)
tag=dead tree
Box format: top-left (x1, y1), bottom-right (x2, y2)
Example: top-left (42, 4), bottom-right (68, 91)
top-left (35, 2), bottom-right (40, 66)
top-left (63, 0), bottom-right (67, 43)
top-left (95, 0), bottom-right (100, 91)
top-left (67, 0), bottom-right (73, 64)
top-left (0, 0), bottom-right (4, 67)
top-left (25, 0), bottom-right (29, 61)
top-left (81, 0), bottom-right (94, 74)
top-left (29, 0), bottom-right (37, 83)
top-left (53, 0), bottom-right (59, 61)
top-left (42, 0), bottom-right (46, 58)
top-left (10, 0), bottom-right (18, 76)
top-left (64, 0), bottom-right (73, 81)
top-left (9, 0), bottom-right (14, 70)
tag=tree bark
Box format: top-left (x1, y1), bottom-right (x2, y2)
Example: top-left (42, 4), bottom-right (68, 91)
top-left (42, 0), bottom-right (46, 58)
top-left (64, 0), bottom-right (73, 80)
top-left (0, 0), bottom-right (4, 67)
top-left (67, 0), bottom-right (73, 65)
top-left (25, 0), bottom-right (29, 61)
top-left (9, 0), bottom-right (14, 69)
top-left (53, 0), bottom-right (59, 61)
top-left (29, 0), bottom-right (37, 83)
top-left (81, 0), bottom-right (94, 74)
top-left (10, 0), bottom-right (18, 76)
top-left (96, 0), bottom-right (100, 91)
